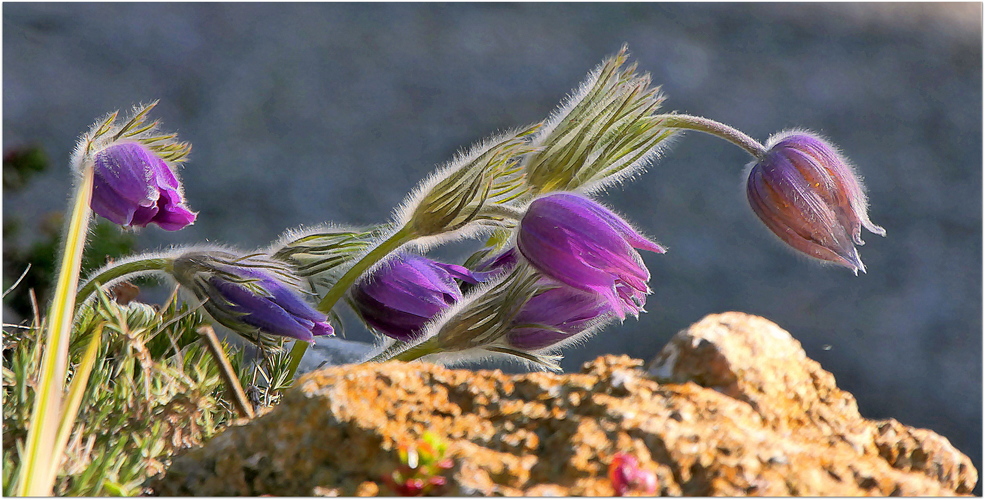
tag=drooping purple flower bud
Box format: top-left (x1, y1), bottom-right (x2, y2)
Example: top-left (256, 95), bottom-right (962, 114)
top-left (516, 192), bottom-right (665, 320)
top-left (91, 142), bottom-right (196, 231)
top-left (350, 253), bottom-right (485, 342)
top-left (506, 282), bottom-right (613, 351)
top-left (746, 131), bottom-right (886, 274)
top-left (171, 250), bottom-right (333, 344)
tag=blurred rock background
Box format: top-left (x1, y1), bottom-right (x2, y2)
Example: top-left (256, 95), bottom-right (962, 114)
top-left (3, 3), bottom-right (980, 487)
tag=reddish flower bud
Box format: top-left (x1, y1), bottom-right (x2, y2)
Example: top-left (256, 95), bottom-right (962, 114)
top-left (746, 131), bottom-right (885, 274)
top-left (609, 452), bottom-right (658, 496)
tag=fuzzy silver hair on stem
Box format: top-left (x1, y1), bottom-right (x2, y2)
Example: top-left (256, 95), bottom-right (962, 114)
top-left (393, 124), bottom-right (541, 248)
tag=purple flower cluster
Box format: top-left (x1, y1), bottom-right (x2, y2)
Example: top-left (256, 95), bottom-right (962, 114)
top-left (73, 61), bottom-right (888, 371)
top-left (517, 192), bottom-right (665, 320)
top-left (83, 113), bottom-right (335, 344)
top-left (353, 192), bottom-right (664, 356)
top-left (497, 192), bottom-right (665, 352)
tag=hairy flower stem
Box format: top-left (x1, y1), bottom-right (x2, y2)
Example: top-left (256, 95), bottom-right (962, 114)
top-left (362, 338), bottom-right (438, 363)
top-left (393, 341), bottom-right (440, 362)
top-left (479, 204), bottom-right (526, 221)
top-left (16, 165), bottom-right (95, 496)
top-left (657, 114), bottom-right (767, 160)
top-left (76, 257), bottom-right (172, 304)
top-left (285, 225), bottom-right (417, 378)
top-left (51, 323), bottom-right (102, 482)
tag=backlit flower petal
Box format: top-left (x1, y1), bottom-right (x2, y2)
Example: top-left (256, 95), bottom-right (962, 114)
top-left (90, 142), bottom-right (196, 231)
top-left (517, 192), bottom-right (664, 319)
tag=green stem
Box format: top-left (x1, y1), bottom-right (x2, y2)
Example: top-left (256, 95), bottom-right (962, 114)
top-left (50, 323), bottom-right (102, 489)
top-left (77, 257), bottom-right (171, 304)
top-left (285, 224), bottom-right (417, 379)
top-left (363, 339), bottom-right (440, 364)
top-left (393, 342), bottom-right (439, 362)
top-left (656, 114), bottom-right (767, 160)
top-left (16, 164), bottom-right (94, 496)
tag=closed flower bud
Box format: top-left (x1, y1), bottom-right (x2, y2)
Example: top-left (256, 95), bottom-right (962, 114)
top-left (517, 192), bottom-right (665, 320)
top-left (746, 131), bottom-right (886, 274)
top-left (91, 142), bottom-right (196, 230)
top-left (171, 250), bottom-right (333, 344)
top-left (505, 282), bottom-right (613, 351)
top-left (350, 252), bottom-right (485, 342)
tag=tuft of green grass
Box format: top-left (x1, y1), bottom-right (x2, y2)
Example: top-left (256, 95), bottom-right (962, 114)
top-left (3, 288), bottom-right (295, 496)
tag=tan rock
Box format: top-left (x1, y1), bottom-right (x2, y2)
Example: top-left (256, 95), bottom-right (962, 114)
top-left (154, 312), bottom-right (977, 496)
top-left (647, 312), bottom-right (977, 494)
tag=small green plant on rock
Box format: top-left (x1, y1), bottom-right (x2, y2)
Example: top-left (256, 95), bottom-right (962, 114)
top-left (383, 433), bottom-right (455, 496)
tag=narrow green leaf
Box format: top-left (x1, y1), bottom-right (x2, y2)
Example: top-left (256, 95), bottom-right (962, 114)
top-left (15, 164), bottom-right (94, 496)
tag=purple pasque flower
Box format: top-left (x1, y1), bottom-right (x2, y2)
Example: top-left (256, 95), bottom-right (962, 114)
top-left (351, 252), bottom-right (485, 342)
top-left (746, 131), bottom-right (886, 274)
top-left (91, 142), bottom-right (196, 231)
top-left (506, 281), bottom-right (613, 351)
top-left (516, 192), bottom-right (665, 320)
top-left (172, 251), bottom-right (333, 343)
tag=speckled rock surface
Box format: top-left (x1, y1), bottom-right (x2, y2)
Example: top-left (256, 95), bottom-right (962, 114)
top-left (154, 312), bottom-right (977, 496)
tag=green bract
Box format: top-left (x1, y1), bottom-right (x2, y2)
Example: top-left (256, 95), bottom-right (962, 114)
top-left (523, 46), bottom-right (678, 195)
top-left (398, 124), bottom-right (540, 240)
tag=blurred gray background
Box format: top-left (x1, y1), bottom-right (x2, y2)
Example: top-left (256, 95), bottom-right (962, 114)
top-left (4, 2), bottom-right (981, 483)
